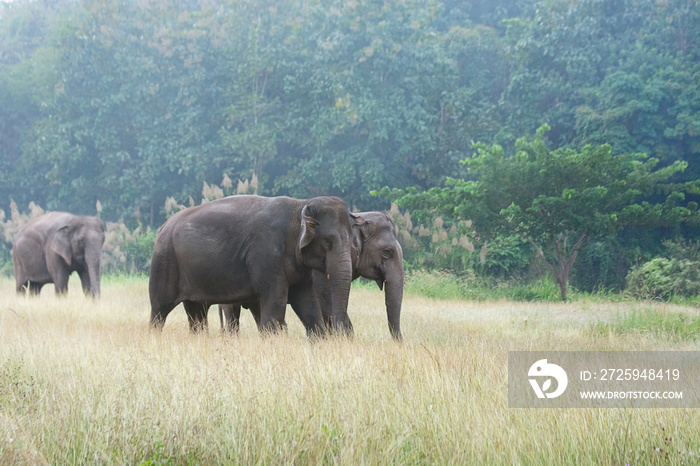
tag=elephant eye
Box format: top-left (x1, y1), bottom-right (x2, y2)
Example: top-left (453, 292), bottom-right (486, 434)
top-left (324, 237), bottom-right (334, 250)
top-left (382, 248), bottom-right (393, 259)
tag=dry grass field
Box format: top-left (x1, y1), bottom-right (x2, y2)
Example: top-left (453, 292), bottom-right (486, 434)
top-left (1, 275), bottom-right (699, 464)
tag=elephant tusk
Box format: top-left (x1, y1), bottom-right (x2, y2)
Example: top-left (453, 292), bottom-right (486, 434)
top-left (327, 274), bottom-right (330, 280)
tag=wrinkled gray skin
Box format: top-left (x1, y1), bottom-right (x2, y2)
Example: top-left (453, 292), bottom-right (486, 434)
top-left (220, 211), bottom-right (404, 340)
top-left (149, 195), bottom-right (361, 337)
top-left (12, 212), bottom-right (105, 297)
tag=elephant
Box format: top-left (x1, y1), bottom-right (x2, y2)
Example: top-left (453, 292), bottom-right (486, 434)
top-left (148, 195), bottom-right (362, 337)
top-left (219, 211), bottom-right (404, 340)
top-left (12, 212), bottom-right (105, 297)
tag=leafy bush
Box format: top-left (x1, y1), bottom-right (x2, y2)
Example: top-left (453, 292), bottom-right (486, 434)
top-left (625, 258), bottom-right (700, 299)
top-left (570, 236), bottom-right (629, 293)
top-left (0, 248), bottom-right (12, 276)
top-left (506, 277), bottom-right (562, 302)
top-left (663, 238), bottom-right (700, 262)
top-left (389, 204), bottom-right (477, 275)
top-left (102, 224), bottom-right (157, 275)
top-left (476, 234), bottom-right (533, 279)
top-left (388, 204), bottom-right (533, 278)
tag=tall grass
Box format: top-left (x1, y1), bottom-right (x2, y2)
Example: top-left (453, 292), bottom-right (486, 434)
top-left (1, 276), bottom-right (699, 464)
top-left (591, 308), bottom-right (700, 342)
top-left (402, 270), bottom-right (564, 302)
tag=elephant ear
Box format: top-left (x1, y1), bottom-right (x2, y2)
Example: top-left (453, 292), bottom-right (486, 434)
top-left (51, 225), bottom-right (72, 265)
top-left (349, 213), bottom-right (368, 259)
top-left (299, 204), bottom-right (318, 249)
top-left (350, 212), bottom-right (367, 228)
top-left (352, 214), bottom-right (372, 242)
top-left (89, 217), bottom-right (105, 233)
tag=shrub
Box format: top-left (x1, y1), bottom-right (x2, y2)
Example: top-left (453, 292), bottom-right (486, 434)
top-left (387, 204), bottom-right (533, 278)
top-left (625, 257), bottom-right (700, 299)
top-left (570, 236), bottom-right (629, 293)
top-left (663, 238), bottom-right (700, 262)
top-left (102, 223), bottom-right (157, 275)
top-left (388, 204), bottom-right (478, 275)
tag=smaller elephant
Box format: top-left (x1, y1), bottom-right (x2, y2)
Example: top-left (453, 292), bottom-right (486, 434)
top-left (12, 212), bottom-right (105, 297)
top-left (220, 211), bottom-right (404, 340)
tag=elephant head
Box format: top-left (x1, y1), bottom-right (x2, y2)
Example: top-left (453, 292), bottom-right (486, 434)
top-left (352, 211), bottom-right (404, 340)
top-left (49, 215), bottom-right (105, 297)
top-left (297, 197), bottom-right (361, 334)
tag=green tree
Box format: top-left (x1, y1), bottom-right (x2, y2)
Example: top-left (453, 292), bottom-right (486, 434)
top-left (27, 0), bottom-right (231, 224)
top-left (2, 0), bottom-right (699, 234)
top-left (384, 125), bottom-right (696, 300)
top-left (275, 0), bottom-right (458, 204)
top-left (0, 0), bottom-right (62, 207)
top-left (499, 0), bottom-right (653, 146)
top-left (217, 0), bottom-right (289, 192)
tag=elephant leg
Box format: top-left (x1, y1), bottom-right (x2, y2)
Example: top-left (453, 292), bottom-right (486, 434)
top-left (14, 262), bottom-right (29, 295)
top-left (15, 279), bottom-right (28, 295)
top-left (52, 268), bottom-right (70, 296)
top-left (289, 284), bottom-right (328, 339)
top-left (218, 304), bottom-right (241, 334)
top-left (28, 282), bottom-right (43, 296)
top-left (247, 303), bottom-right (262, 332)
top-left (78, 269), bottom-right (92, 297)
top-left (183, 301), bottom-right (209, 333)
top-left (258, 285), bottom-right (288, 335)
top-left (150, 301), bottom-right (177, 331)
top-left (327, 312), bottom-right (354, 337)
top-left (311, 274), bottom-right (352, 337)
top-left (17, 280), bottom-right (41, 296)
top-left (218, 305), bottom-right (227, 333)
top-left (232, 304), bottom-right (243, 333)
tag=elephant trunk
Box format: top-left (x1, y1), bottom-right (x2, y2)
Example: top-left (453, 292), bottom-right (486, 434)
top-left (384, 250), bottom-right (404, 341)
top-left (86, 250), bottom-right (102, 298)
top-left (327, 253), bottom-right (354, 336)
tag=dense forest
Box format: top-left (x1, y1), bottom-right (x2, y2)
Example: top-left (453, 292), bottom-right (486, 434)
top-left (1, 0), bottom-right (700, 294)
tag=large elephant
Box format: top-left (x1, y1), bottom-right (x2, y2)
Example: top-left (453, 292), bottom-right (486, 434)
top-left (220, 211), bottom-right (404, 340)
top-left (12, 212), bottom-right (105, 297)
top-left (149, 195), bottom-right (361, 337)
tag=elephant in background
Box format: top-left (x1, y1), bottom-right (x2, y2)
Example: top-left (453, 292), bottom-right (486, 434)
top-left (12, 212), bottom-right (105, 297)
top-left (220, 211), bottom-right (404, 340)
top-left (149, 195), bottom-right (362, 337)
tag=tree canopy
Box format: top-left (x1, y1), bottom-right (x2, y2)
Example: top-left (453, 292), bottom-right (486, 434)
top-left (1, 0), bottom-right (699, 231)
top-left (381, 125), bottom-right (699, 299)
